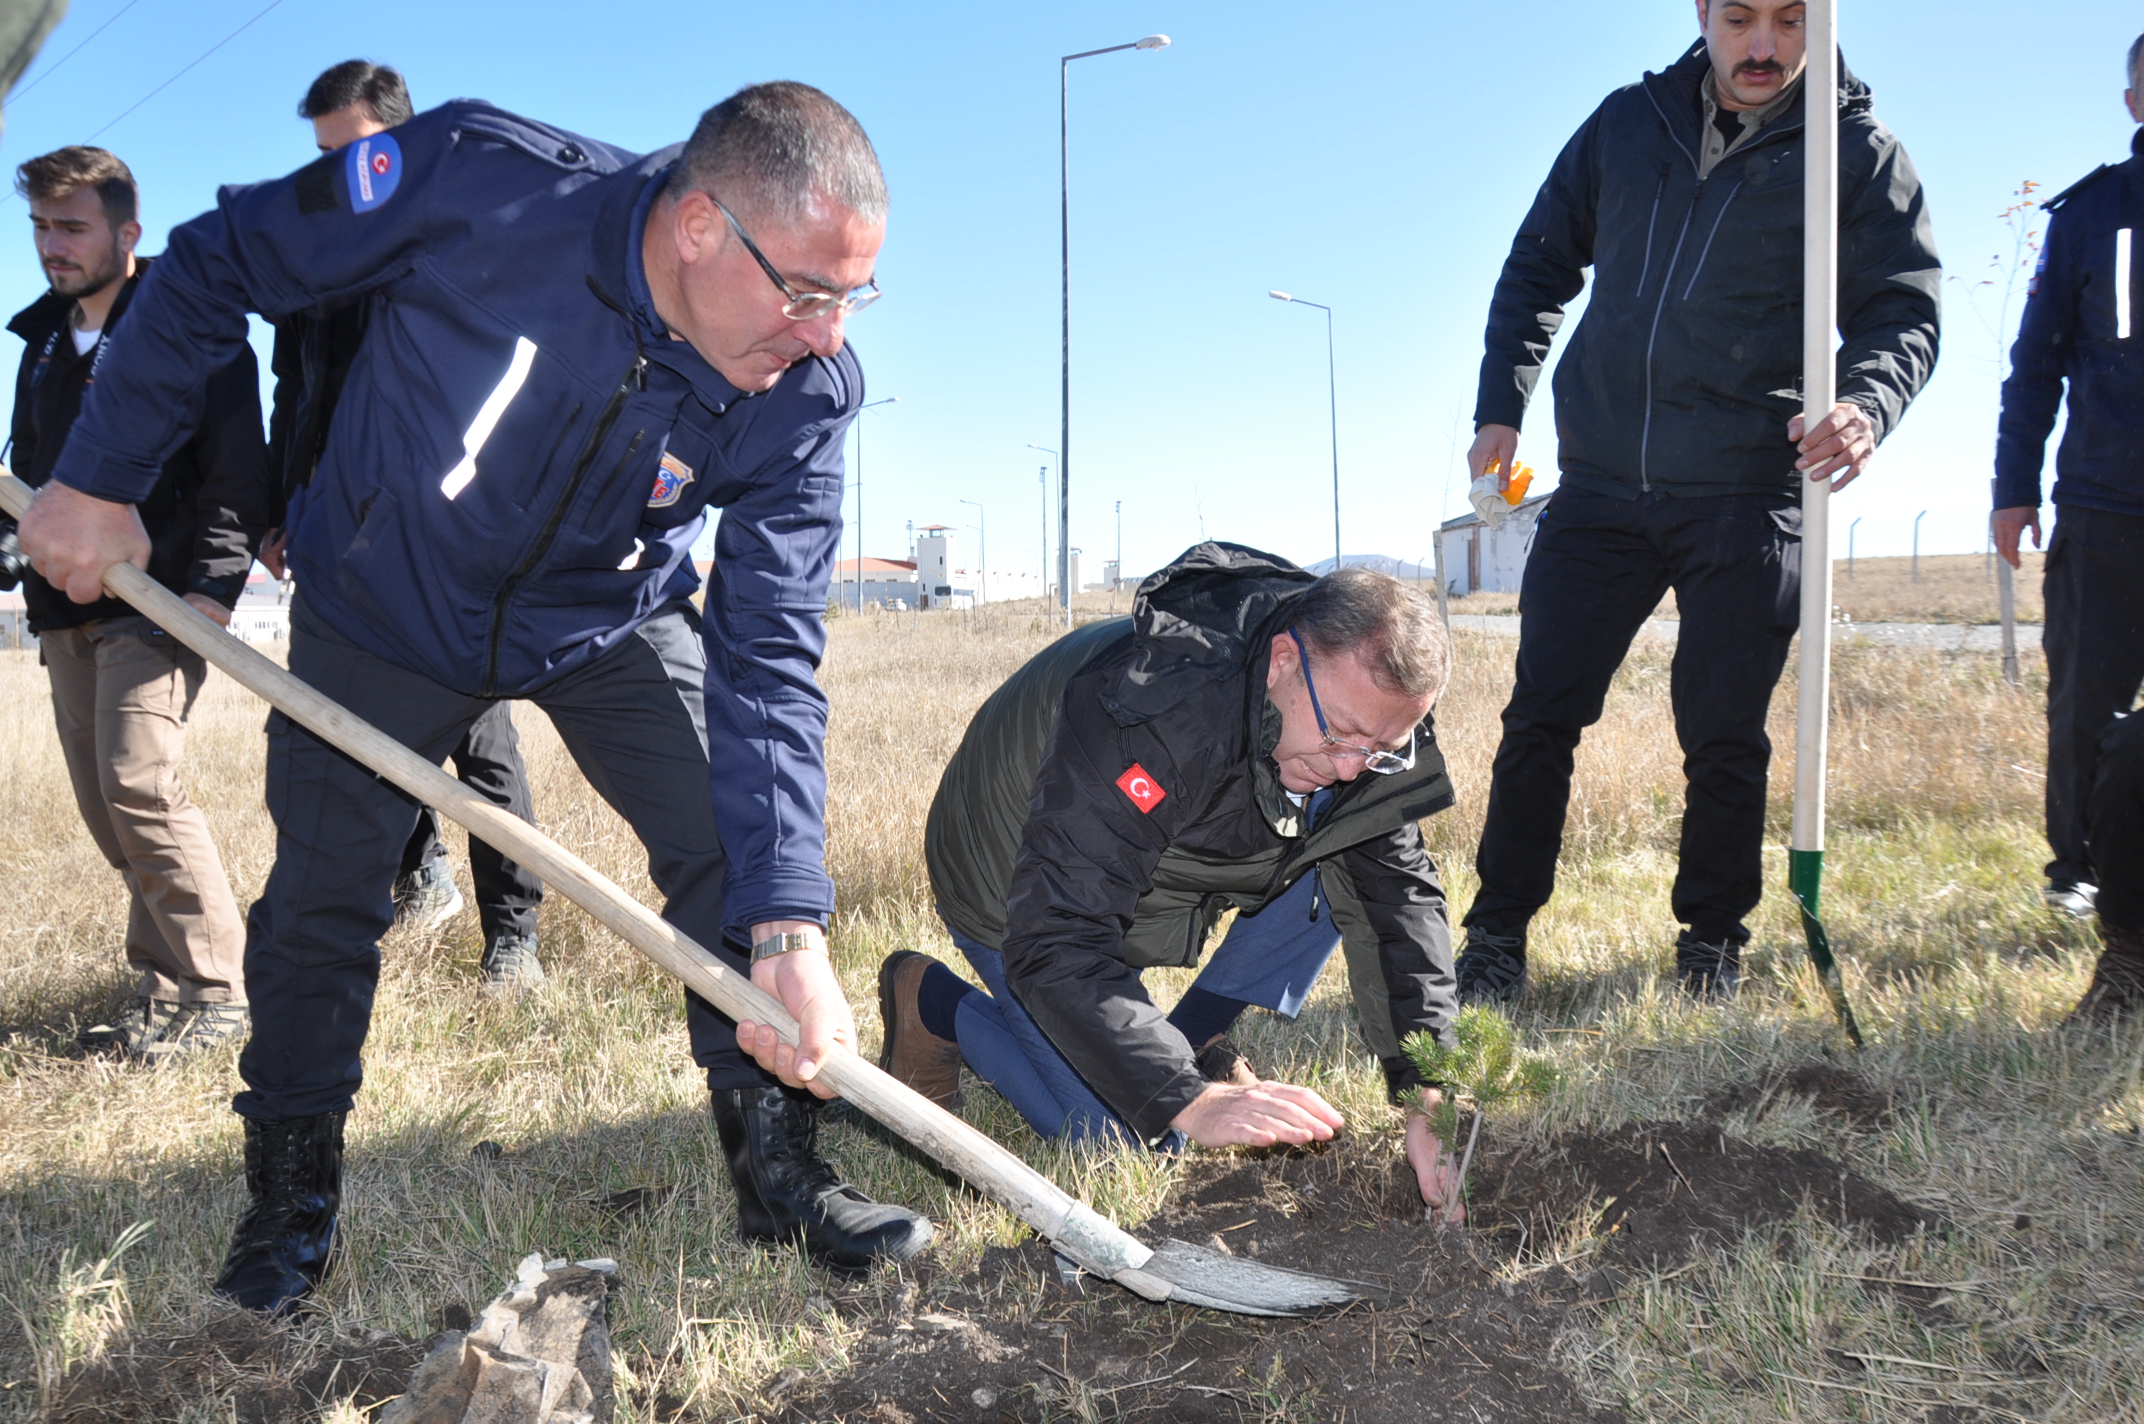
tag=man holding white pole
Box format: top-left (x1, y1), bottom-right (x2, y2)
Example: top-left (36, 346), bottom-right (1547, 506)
top-left (1454, 0), bottom-right (1940, 1006)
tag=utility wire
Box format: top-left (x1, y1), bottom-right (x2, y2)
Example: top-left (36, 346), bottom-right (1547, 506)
top-left (8, 0), bottom-right (146, 107)
top-left (84, 0), bottom-right (288, 143)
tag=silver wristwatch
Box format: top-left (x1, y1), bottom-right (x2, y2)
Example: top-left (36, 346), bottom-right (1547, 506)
top-left (750, 930), bottom-right (817, 964)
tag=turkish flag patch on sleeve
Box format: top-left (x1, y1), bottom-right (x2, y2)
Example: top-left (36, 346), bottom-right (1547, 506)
top-left (1115, 763), bottom-right (1168, 814)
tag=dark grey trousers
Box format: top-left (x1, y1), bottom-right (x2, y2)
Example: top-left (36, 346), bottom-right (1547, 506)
top-left (2043, 505), bottom-right (2144, 888)
top-left (236, 596), bottom-right (770, 1121)
top-left (1465, 487), bottom-right (1801, 945)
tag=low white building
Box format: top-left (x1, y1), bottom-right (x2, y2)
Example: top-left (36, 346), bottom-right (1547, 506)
top-left (1438, 493), bottom-right (1551, 596)
top-left (829, 556), bottom-right (922, 609)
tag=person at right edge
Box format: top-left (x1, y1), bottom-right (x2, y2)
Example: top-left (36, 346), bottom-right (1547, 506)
top-left (1455, 0), bottom-right (1940, 1005)
top-left (1992, 34), bottom-right (2144, 1013)
top-left (268, 59), bottom-right (548, 983)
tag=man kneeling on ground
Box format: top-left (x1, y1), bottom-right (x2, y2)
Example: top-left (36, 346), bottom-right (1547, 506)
top-left (884, 546), bottom-right (1465, 1210)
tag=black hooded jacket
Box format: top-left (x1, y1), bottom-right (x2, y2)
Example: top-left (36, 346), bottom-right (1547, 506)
top-left (926, 543), bottom-right (1459, 1143)
top-left (1475, 42), bottom-right (1940, 498)
top-left (7, 260), bottom-right (269, 632)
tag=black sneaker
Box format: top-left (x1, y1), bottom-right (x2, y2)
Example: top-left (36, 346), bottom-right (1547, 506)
top-left (1675, 933), bottom-right (1742, 1002)
top-left (78, 998), bottom-right (178, 1055)
top-left (140, 1002), bottom-right (251, 1064)
top-left (2044, 881), bottom-right (2098, 921)
top-left (1456, 928), bottom-right (1528, 1005)
top-left (392, 854), bottom-right (465, 932)
top-left (478, 931), bottom-right (545, 991)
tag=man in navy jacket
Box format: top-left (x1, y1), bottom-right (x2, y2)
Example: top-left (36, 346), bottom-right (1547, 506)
top-left (17, 82), bottom-right (931, 1309)
top-left (1994, 35), bottom-right (2144, 960)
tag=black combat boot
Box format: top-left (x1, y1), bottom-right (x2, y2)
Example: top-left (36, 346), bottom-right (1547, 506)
top-left (212, 1111), bottom-right (345, 1313)
top-left (712, 1084), bottom-right (934, 1274)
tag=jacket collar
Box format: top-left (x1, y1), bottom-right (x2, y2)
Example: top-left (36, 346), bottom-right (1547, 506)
top-left (585, 156), bottom-right (747, 410)
top-left (7, 258), bottom-right (149, 346)
top-left (1643, 39), bottom-right (1872, 169)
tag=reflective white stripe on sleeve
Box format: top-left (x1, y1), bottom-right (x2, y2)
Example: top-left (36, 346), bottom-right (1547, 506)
top-left (441, 337), bottom-right (539, 499)
top-left (2119, 228), bottom-right (2134, 341)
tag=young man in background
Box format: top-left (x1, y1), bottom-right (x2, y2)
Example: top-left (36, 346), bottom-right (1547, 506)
top-left (7, 145), bottom-right (269, 1060)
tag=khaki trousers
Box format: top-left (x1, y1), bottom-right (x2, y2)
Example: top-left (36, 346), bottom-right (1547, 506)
top-left (42, 616), bottom-right (246, 1003)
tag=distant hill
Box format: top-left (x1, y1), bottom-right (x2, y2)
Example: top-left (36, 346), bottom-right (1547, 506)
top-left (1300, 554), bottom-right (1438, 580)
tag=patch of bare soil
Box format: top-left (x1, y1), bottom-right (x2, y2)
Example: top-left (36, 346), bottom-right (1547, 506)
top-left (775, 1140), bottom-right (1623, 1424)
top-left (1701, 1062), bottom-right (1900, 1130)
top-left (1467, 1118), bottom-right (1934, 1276)
top-left (47, 1311), bottom-right (437, 1424)
top-left (773, 1113), bottom-right (1938, 1424)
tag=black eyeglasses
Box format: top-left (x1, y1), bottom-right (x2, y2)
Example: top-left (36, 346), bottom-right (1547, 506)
top-left (1288, 628), bottom-right (1418, 775)
top-left (707, 193), bottom-right (881, 322)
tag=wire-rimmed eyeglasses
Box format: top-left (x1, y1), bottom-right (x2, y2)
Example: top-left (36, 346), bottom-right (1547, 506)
top-left (1288, 628), bottom-right (1418, 775)
top-left (708, 193), bottom-right (881, 322)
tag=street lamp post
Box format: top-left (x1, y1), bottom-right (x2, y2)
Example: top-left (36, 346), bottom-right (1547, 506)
top-left (1062, 33), bottom-right (1170, 627)
top-left (1269, 290), bottom-right (1341, 567)
top-left (1911, 509), bottom-right (1928, 583)
top-left (851, 396), bottom-right (898, 611)
top-left (1027, 443), bottom-right (1058, 620)
top-left (959, 498), bottom-right (986, 605)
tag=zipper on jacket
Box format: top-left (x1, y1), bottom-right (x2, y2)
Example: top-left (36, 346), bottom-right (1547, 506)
top-left (1634, 164), bottom-right (1670, 299)
top-left (1679, 180), bottom-right (1747, 301)
top-left (481, 353), bottom-right (647, 695)
top-left (1638, 179), bottom-right (1704, 492)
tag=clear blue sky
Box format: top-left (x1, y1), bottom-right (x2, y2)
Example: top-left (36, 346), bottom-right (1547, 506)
top-left (0, 0), bottom-right (2137, 579)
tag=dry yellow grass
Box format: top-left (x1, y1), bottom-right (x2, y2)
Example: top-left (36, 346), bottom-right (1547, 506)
top-left (1443, 550), bottom-right (2048, 625)
top-left (0, 600), bottom-right (2137, 1423)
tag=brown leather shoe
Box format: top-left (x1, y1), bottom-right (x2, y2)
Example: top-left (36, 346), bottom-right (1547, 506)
top-left (1194, 1033), bottom-right (1258, 1086)
top-left (2065, 924), bottom-right (2144, 1027)
top-left (878, 951), bottom-right (964, 1109)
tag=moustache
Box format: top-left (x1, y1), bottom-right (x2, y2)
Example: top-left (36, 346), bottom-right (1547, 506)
top-left (1735, 59), bottom-right (1786, 78)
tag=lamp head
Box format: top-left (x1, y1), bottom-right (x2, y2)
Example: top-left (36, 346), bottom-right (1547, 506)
top-left (1135, 34), bottom-right (1171, 50)
top-left (1269, 289), bottom-right (1294, 302)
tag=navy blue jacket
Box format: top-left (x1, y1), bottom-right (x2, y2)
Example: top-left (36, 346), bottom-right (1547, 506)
top-left (46, 102), bottom-right (861, 931)
top-left (1995, 128), bottom-right (2144, 517)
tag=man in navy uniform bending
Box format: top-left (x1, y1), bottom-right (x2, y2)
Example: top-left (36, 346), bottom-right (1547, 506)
top-left (18, 81), bottom-right (931, 1310)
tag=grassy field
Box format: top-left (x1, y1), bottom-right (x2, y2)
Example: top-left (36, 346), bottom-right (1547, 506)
top-left (1444, 550), bottom-right (2049, 625)
top-left (0, 598), bottom-right (2137, 1422)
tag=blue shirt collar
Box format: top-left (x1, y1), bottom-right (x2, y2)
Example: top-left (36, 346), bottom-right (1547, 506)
top-left (625, 164), bottom-right (747, 410)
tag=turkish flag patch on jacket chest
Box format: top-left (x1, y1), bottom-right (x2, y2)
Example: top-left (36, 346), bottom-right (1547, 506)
top-left (1116, 763), bottom-right (1168, 814)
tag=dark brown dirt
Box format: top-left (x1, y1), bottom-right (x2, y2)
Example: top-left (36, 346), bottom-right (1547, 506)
top-left (46, 1311), bottom-right (435, 1423)
top-left (1702, 1062), bottom-right (1901, 1130)
top-left (774, 1139), bottom-right (1620, 1424)
top-left (1467, 1118), bottom-right (1936, 1275)
top-left (770, 1114), bottom-right (1940, 1424)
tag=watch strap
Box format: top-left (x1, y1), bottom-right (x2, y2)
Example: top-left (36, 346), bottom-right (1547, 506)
top-left (750, 930), bottom-right (817, 964)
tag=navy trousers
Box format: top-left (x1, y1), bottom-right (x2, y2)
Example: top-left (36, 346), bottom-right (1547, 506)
top-left (1466, 487), bottom-right (1801, 945)
top-left (2042, 505), bottom-right (2144, 889)
top-left (397, 701), bottom-right (546, 944)
top-left (2089, 710), bottom-right (2144, 932)
top-left (236, 596), bottom-right (770, 1121)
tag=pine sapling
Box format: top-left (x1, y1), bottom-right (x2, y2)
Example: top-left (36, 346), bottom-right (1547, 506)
top-left (1403, 1006), bottom-right (1559, 1223)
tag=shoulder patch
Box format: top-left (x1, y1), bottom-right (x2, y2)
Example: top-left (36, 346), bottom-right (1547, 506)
top-left (2044, 164), bottom-right (2114, 213)
top-left (294, 153), bottom-right (340, 215)
top-left (1115, 763), bottom-right (1168, 814)
top-left (347, 133), bottom-right (402, 213)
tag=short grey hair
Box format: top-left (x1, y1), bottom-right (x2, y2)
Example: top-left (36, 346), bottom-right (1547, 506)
top-left (669, 81), bottom-right (886, 226)
top-left (2130, 33), bottom-right (2144, 93)
top-left (1292, 566), bottom-right (1450, 703)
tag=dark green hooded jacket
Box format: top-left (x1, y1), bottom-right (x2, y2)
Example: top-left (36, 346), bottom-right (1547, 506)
top-left (926, 543), bottom-right (1458, 1143)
